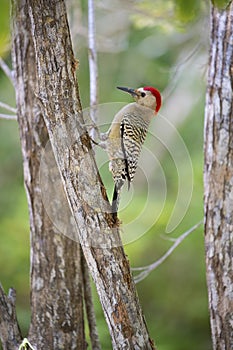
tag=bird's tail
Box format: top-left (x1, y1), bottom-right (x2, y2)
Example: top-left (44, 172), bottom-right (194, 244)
top-left (112, 180), bottom-right (124, 222)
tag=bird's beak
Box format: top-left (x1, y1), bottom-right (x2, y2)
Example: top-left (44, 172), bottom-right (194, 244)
top-left (117, 86), bottom-right (139, 97)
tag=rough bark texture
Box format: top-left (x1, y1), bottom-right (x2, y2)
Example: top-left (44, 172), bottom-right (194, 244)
top-left (82, 256), bottom-right (101, 350)
top-left (204, 2), bottom-right (233, 349)
top-left (0, 287), bottom-right (22, 350)
top-left (26, 0), bottom-right (154, 348)
top-left (10, 0), bottom-right (86, 348)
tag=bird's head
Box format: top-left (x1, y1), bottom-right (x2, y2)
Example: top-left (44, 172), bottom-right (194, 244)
top-left (117, 86), bottom-right (162, 114)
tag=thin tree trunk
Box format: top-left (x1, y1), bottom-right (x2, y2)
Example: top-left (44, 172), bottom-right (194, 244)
top-left (204, 2), bottom-right (233, 349)
top-left (26, 0), bottom-right (155, 348)
top-left (10, 0), bottom-right (86, 348)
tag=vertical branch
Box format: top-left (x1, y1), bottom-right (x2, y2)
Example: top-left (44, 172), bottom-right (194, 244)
top-left (204, 2), bottom-right (233, 349)
top-left (88, 0), bottom-right (98, 139)
top-left (86, 3), bottom-right (101, 347)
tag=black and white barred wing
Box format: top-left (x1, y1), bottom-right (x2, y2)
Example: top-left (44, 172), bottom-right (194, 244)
top-left (120, 113), bottom-right (149, 185)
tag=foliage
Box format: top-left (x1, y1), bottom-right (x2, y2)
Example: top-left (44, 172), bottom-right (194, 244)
top-left (212, 0), bottom-right (232, 8)
top-left (0, 0), bottom-right (10, 57)
top-left (174, 0), bottom-right (202, 23)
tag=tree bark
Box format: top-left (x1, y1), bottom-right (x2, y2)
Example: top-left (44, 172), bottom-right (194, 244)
top-left (0, 287), bottom-right (22, 350)
top-left (10, 0), bottom-right (86, 348)
top-left (204, 2), bottom-right (233, 349)
top-left (26, 0), bottom-right (155, 348)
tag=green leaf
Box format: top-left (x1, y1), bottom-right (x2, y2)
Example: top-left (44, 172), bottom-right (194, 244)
top-left (212, 0), bottom-right (231, 9)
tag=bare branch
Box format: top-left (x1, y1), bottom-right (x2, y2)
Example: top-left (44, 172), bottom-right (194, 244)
top-left (0, 57), bottom-right (15, 86)
top-left (0, 101), bottom-right (17, 113)
top-left (159, 234), bottom-right (177, 242)
top-left (133, 220), bottom-right (203, 283)
top-left (88, 0), bottom-right (99, 140)
top-left (0, 113), bottom-right (17, 120)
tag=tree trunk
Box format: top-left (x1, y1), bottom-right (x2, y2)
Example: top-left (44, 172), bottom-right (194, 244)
top-left (204, 2), bottom-right (233, 349)
top-left (10, 0), bottom-right (86, 348)
top-left (26, 0), bottom-right (155, 348)
top-left (0, 287), bottom-right (22, 350)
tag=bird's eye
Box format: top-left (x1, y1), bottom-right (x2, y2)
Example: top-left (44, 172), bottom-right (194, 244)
top-left (141, 92), bottom-right (146, 97)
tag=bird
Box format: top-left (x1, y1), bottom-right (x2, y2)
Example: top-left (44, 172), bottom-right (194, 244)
top-left (105, 85), bottom-right (162, 221)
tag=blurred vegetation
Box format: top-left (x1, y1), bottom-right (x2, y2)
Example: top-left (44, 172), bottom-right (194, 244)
top-left (0, 0), bottom-right (211, 349)
top-left (0, 0), bottom-right (10, 56)
top-left (212, 0), bottom-right (231, 9)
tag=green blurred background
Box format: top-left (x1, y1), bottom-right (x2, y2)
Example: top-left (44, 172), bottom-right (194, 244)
top-left (0, 0), bottom-right (211, 349)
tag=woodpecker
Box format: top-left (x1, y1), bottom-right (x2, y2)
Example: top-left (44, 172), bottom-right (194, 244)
top-left (106, 86), bottom-right (162, 220)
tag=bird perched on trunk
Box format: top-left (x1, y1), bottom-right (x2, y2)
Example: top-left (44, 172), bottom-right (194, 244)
top-left (106, 86), bottom-right (162, 221)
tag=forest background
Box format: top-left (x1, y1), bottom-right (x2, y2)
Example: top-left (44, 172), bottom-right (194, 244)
top-left (0, 0), bottom-right (211, 349)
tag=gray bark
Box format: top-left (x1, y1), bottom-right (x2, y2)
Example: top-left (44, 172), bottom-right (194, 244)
top-left (0, 287), bottom-right (22, 350)
top-left (9, 0), bottom-right (86, 348)
top-left (82, 256), bottom-right (101, 350)
top-left (204, 2), bottom-right (233, 349)
top-left (26, 0), bottom-right (155, 348)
